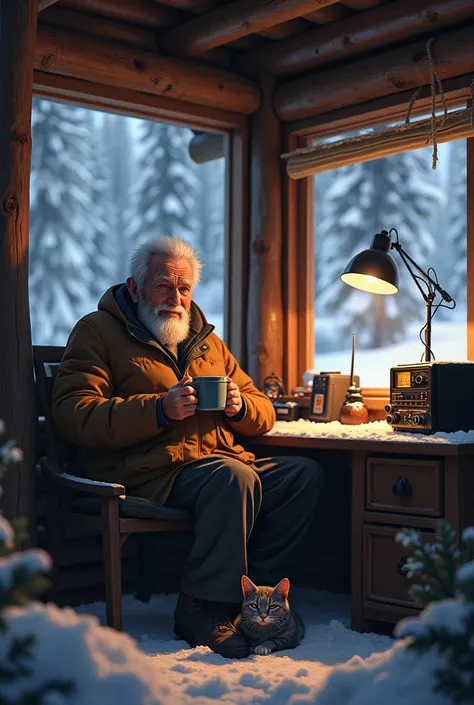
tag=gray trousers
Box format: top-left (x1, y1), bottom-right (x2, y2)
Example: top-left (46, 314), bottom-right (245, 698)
top-left (165, 454), bottom-right (324, 603)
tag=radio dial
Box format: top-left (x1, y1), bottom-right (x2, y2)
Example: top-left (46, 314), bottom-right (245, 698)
top-left (384, 404), bottom-right (392, 413)
top-left (412, 414), bottom-right (425, 425)
top-left (414, 374), bottom-right (425, 385)
top-left (387, 412), bottom-right (400, 424)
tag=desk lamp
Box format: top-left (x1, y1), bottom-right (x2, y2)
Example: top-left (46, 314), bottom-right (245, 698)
top-left (340, 228), bottom-right (455, 362)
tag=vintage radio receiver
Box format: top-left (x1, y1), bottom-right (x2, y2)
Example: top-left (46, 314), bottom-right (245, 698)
top-left (387, 362), bottom-right (474, 434)
top-left (309, 372), bottom-right (359, 422)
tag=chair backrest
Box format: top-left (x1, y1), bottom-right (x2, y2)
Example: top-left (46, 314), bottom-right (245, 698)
top-left (33, 345), bottom-right (80, 472)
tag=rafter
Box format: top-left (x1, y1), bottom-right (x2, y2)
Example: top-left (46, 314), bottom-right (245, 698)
top-left (39, 0), bottom-right (59, 9)
top-left (59, 0), bottom-right (183, 29)
top-left (238, 0), bottom-right (474, 77)
top-left (160, 0), bottom-right (342, 57)
top-left (304, 4), bottom-right (351, 23)
top-left (275, 23), bottom-right (474, 121)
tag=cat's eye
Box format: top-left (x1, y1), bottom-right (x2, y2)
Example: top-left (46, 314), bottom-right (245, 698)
top-left (249, 603), bottom-right (258, 609)
top-left (269, 604), bottom-right (279, 610)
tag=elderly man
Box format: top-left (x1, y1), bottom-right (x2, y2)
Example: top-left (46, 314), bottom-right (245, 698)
top-left (52, 234), bottom-right (323, 659)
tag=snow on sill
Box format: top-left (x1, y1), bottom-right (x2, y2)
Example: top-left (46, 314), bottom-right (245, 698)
top-left (265, 419), bottom-right (474, 444)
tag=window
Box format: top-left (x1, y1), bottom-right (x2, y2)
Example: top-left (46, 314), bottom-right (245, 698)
top-left (29, 98), bottom-right (226, 345)
top-left (314, 139), bottom-right (467, 388)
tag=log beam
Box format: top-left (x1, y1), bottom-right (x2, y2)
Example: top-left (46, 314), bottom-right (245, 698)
top-left (238, 0), bottom-right (474, 77)
top-left (161, 0), bottom-right (341, 58)
top-left (0, 0), bottom-right (38, 533)
top-left (40, 5), bottom-right (232, 68)
top-left (59, 0), bottom-right (184, 30)
top-left (34, 23), bottom-right (260, 115)
top-left (247, 77), bottom-right (284, 387)
top-left (39, 0), bottom-right (59, 10)
top-left (275, 23), bottom-right (474, 122)
top-left (188, 132), bottom-right (225, 163)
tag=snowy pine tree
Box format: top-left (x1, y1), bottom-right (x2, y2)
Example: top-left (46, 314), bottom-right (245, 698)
top-left (87, 112), bottom-right (116, 303)
top-left (129, 120), bottom-right (198, 251)
top-left (317, 148), bottom-right (443, 350)
top-left (193, 158), bottom-right (225, 312)
top-left (0, 422), bottom-right (73, 704)
top-left (103, 113), bottom-right (134, 282)
top-left (29, 98), bottom-right (95, 345)
top-left (395, 521), bottom-right (474, 703)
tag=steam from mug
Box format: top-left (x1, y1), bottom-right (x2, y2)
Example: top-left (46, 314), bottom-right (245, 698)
top-left (192, 376), bottom-right (229, 411)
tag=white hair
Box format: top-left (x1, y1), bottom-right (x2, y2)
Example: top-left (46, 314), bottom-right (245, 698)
top-left (129, 234), bottom-right (202, 291)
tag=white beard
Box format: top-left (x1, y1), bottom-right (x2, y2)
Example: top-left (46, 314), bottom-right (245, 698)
top-left (137, 299), bottom-right (190, 346)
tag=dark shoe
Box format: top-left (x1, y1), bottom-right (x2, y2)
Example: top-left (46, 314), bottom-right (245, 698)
top-left (174, 593), bottom-right (249, 659)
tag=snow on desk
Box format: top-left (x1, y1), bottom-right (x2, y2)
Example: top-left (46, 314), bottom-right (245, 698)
top-left (265, 419), bottom-right (474, 445)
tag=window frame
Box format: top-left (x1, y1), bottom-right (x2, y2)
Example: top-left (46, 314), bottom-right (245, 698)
top-left (283, 82), bottom-right (474, 407)
top-left (32, 70), bottom-right (249, 366)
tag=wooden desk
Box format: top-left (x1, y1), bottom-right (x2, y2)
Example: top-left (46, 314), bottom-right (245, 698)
top-left (249, 431), bottom-right (474, 631)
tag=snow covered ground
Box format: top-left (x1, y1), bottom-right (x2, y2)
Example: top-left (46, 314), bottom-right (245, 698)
top-left (72, 587), bottom-right (394, 704)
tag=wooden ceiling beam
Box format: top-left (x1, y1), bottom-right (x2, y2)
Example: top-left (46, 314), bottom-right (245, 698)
top-left (59, 0), bottom-right (184, 30)
top-left (39, 0), bottom-right (59, 10)
top-left (160, 0), bottom-right (342, 58)
top-left (339, 0), bottom-right (386, 9)
top-left (303, 5), bottom-right (351, 23)
top-left (274, 22), bottom-right (474, 121)
top-left (34, 23), bottom-right (260, 114)
top-left (40, 5), bottom-right (232, 68)
top-left (150, 0), bottom-right (220, 10)
top-left (238, 0), bottom-right (474, 76)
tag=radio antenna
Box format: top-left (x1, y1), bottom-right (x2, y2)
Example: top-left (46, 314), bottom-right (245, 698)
top-left (350, 333), bottom-right (356, 387)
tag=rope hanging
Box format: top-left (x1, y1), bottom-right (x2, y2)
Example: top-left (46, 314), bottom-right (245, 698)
top-left (281, 38), bottom-right (474, 175)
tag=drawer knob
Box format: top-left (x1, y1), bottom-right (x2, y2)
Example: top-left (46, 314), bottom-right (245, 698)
top-left (392, 476), bottom-right (412, 497)
top-left (396, 556), bottom-right (409, 576)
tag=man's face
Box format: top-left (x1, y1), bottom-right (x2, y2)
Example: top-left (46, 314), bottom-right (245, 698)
top-left (127, 255), bottom-right (194, 345)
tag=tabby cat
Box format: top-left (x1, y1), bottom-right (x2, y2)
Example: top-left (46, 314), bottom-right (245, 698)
top-left (234, 575), bottom-right (305, 655)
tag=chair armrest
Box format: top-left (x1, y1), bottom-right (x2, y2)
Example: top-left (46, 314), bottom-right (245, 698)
top-left (41, 458), bottom-right (125, 496)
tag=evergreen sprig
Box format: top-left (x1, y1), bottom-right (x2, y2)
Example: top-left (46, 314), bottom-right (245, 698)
top-left (395, 520), bottom-right (474, 703)
top-left (0, 427), bottom-right (74, 704)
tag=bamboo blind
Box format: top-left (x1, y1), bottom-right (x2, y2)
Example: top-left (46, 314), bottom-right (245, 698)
top-left (282, 108), bottom-right (474, 180)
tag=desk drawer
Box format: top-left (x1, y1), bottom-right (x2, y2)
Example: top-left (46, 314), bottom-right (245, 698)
top-left (366, 457), bottom-right (443, 516)
top-left (363, 525), bottom-right (435, 607)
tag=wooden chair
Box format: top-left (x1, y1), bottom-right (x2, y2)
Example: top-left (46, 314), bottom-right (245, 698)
top-left (33, 345), bottom-right (193, 631)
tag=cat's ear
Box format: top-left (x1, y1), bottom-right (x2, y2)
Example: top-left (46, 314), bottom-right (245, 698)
top-left (273, 578), bottom-right (290, 600)
top-left (241, 575), bottom-right (257, 598)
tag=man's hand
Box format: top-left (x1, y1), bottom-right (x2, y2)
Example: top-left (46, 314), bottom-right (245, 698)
top-left (162, 374), bottom-right (197, 421)
top-left (224, 378), bottom-right (243, 418)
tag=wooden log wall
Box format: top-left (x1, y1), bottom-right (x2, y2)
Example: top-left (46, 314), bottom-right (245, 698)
top-left (246, 77), bottom-right (284, 388)
top-left (34, 23), bottom-right (260, 115)
top-left (0, 0), bottom-right (38, 533)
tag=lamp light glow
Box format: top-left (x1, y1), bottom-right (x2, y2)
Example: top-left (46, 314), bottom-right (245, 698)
top-left (341, 272), bottom-right (398, 295)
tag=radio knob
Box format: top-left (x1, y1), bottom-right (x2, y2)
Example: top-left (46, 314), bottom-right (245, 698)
top-left (387, 412), bottom-right (400, 425)
top-left (412, 414), bottom-right (425, 425)
top-left (414, 374), bottom-right (424, 385)
top-left (384, 404), bottom-right (392, 413)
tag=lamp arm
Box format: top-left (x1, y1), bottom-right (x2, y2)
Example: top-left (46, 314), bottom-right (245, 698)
top-left (391, 241), bottom-right (453, 303)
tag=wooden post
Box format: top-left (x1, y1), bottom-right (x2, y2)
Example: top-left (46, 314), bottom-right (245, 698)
top-left (0, 0), bottom-right (38, 536)
top-left (247, 77), bottom-right (284, 388)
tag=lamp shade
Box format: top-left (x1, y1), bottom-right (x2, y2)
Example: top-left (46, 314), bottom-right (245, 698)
top-left (340, 230), bottom-right (399, 295)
